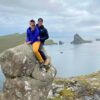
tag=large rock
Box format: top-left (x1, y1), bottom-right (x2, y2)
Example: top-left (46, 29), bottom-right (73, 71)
top-left (0, 44), bottom-right (57, 100)
top-left (71, 34), bottom-right (92, 44)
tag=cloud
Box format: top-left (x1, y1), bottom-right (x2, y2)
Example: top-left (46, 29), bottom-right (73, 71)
top-left (0, 0), bottom-right (100, 35)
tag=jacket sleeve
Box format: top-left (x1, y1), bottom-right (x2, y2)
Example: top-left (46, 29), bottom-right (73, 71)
top-left (40, 28), bottom-right (49, 41)
top-left (26, 29), bottom-right (30, 42)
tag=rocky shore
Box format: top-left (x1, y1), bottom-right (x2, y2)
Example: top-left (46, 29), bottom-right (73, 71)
top-left (48, 71), bottom-right (100, 100)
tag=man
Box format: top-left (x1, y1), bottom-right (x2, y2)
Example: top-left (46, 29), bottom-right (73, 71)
top-left (36, 18), bottom-right (49, 66)
top-left (26, 19), bottom-right (44, 65)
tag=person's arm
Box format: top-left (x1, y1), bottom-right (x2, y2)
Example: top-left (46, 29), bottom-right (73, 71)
top-left (40, 28), bottom-right (49, 41)
top-left (26, 29), bottom-right (31, 45)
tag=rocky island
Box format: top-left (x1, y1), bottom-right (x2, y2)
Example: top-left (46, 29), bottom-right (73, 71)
top-left (59, 41), bottom-right (64, 45)
top-left (45, 39), bottom-right (58, 45)
top-left (96, 39), bottom-right (100, 41)
top-left (71, 34), bottom-right (92, 44)
top-left (0, 44), bottom-right (57, 100)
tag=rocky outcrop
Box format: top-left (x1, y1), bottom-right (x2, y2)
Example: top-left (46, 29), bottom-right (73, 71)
top-left (96, 39), bottom-right (100, 41)
top-left (71, 34), bottom-right (92, 44)
top-left (0, 44), bottom-right (56, 100)
top-left (59, 41), bottom-right (64, 45)
top-left (48, 71), bottom-right (100, 100)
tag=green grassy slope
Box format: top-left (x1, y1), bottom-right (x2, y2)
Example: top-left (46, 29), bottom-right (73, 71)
top-left (0, 33), bottom-right (25, 53)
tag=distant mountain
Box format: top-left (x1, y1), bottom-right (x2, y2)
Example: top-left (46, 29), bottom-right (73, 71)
top-left (0, 33), bottom-right (25, 53)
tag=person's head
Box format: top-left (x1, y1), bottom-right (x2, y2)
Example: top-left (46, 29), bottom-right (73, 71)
top-left (29, 19), bottom-right (35, 29)
top-left (38, 18), bottom-right (43, 27)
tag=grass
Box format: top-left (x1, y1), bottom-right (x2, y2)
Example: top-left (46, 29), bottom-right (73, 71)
top-left (0, 33), bottom-right (25, 53)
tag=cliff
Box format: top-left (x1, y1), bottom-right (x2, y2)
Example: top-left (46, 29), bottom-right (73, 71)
top-left (0, 44), bottom-right (57, 100)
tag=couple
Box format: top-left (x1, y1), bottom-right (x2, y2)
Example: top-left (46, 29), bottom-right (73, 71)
top-left (26, 18), bottom-right (50, 70)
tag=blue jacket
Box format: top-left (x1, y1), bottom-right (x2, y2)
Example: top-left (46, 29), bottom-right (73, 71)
top-left (26, 26), bottom-right (39, 44)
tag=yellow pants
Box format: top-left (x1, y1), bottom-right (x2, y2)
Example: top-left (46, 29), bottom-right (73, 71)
top-left (32, 41), bottom-right (44, 63)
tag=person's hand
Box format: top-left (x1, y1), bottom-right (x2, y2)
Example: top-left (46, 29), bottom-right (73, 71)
top-left (37, 36), bottom-right (40, 40)
top-left (26, 41), bottom-right (31, 45)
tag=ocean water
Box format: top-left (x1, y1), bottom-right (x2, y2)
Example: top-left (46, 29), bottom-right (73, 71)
top-left (0, 35), bottom-right (100, 90)
top-left (45, 35), bottom-right (100, 77)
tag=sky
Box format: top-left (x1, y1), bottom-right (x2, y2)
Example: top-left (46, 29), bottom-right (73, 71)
top-left (0, 0), bottom-right (100, 36)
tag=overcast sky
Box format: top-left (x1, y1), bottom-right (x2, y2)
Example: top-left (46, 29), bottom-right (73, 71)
top-left (0, 0), bottom-right (100, 36)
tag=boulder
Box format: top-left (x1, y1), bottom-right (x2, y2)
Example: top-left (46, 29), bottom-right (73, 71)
top-left (0, 44), bottom-right (57, 100)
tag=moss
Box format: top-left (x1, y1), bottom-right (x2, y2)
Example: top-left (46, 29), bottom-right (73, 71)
top-left (57, 88), bottom-right (75, 100)
top-left (59, 88), bottom-right (74, 97)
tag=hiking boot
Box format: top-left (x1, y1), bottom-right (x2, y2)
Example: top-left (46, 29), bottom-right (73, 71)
top-left (40, 64), bottom-right (46, 72)
top-left (44, 64), bottom-right (50, 72)
top-left (40, 62), bottom-right (44, 69)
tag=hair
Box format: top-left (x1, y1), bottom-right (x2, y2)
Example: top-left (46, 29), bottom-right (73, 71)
top-left (38, 18), bottom-right (43, 22)
top-left (30, 19), bottom-right (35, 23)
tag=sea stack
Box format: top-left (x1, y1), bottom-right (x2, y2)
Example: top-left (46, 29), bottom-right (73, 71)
top-left (71, 34), bottom-right (92, 44)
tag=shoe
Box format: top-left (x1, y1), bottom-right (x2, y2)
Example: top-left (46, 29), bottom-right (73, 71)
top-left (39, 63), bottom-right (47, 72)
top-left (44, 64), bottom-right (50, 72)
top-left (40, 62), bottom-right (44, 69)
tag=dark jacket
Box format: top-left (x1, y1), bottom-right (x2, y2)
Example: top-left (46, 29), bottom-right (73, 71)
top-left (36, 24), bottom-right (49, 44)
top-left (26, 26), bottom-right (39, 44)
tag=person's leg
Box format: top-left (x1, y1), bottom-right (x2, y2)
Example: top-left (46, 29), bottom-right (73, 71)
top-left (39, 43), bottom-right (49, 65)
top-left (39, 43), bottom-right (47, 61)
top-left (32, 41), bottom-right (44, 63)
